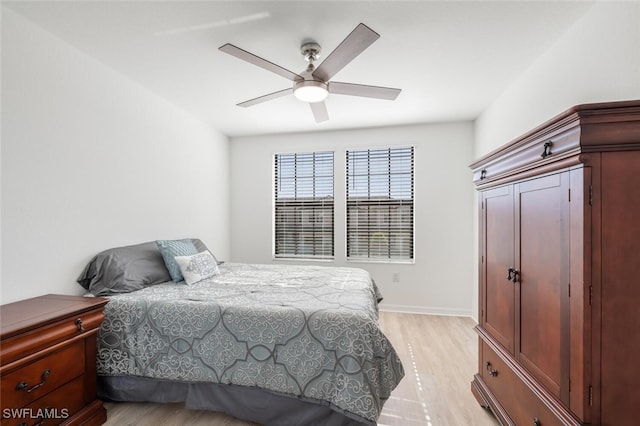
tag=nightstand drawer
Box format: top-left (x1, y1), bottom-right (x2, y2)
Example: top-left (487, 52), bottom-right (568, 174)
top-left (1, 310), bottom-right (104, 367)
top-left (1, 340), bottom-right (84, 410)
top-left (1, 375), bottom-right (86, 426)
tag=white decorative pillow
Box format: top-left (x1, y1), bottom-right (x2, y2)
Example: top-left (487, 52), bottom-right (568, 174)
top-left (174, 251), bottom-right (220, 285)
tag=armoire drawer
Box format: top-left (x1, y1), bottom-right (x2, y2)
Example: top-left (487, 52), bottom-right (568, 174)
top-left (0, 340), bottom-right (85, 410)
top-left (471, 125), bottom-right (580, 186)
top-left (481, 341), bottom-right (561, 426)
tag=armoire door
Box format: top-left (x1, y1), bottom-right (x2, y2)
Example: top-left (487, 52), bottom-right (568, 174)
top-left (481, 185), bottom-right (515, 354)
top-left (515, 171), bottom-right (570, 401)
top-left (600, 150), bottom-right (640, 425)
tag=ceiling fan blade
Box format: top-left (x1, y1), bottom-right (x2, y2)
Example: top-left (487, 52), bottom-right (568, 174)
top-left (329, 82), bottom-right (401, 100)
top-left (237, 88), bottom-right (293, 107)
top-left (310, 101), bottom-right (329, 123)
top-left (220, 44), bottom-right (304, 82)
top-left (312, 23), bottom-right (379, 82)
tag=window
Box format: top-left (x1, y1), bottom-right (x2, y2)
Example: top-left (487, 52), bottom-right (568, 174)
top-left (346, 147), bottom-right (414, 261)
top-left (274, 151), bottom-right (334, 259)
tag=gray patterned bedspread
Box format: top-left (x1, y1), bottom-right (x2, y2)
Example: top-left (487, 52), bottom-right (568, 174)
top-left (97, 263), bottom-right (404, 423)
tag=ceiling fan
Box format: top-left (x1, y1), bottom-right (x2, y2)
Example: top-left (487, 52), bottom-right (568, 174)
top-left (219, 23), bottom-right (401, 123)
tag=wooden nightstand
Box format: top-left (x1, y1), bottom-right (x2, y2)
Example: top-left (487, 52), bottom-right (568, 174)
top-left (1, 294), bottom-right (108, 426)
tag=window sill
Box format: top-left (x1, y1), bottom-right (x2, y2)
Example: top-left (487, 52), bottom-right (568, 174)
top-left (346, 258), bottom-right (415, 265)
top-left (272, 256), bottom-right (335, 263)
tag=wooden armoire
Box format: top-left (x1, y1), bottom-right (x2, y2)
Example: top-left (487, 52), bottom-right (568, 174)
top-left (470, 100), bottom-right (640, 426)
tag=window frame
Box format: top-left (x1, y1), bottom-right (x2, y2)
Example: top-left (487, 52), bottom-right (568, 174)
top-left (345, 146), bottom-right (415, 263)
top-left (273, 150), bottom-right (335, 260)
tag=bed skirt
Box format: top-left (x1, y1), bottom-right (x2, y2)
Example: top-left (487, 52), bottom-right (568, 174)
top-left (98, 376), bottom-right (374, 426)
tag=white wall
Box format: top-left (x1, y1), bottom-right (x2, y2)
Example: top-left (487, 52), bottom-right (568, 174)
top-left (230, 123), bottom-right (475, 316)
top-left (1, 8), bottom-right (230, 304)
top-left (470, 1), bottom-right (640, 320)
top-left (5, 2), bottom-right (635, 316)
top-left (475, 1), bottom-right (640, 157)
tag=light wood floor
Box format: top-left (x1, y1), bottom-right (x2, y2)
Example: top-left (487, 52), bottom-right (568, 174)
top-left (103, 312), bottom-right (499, 426)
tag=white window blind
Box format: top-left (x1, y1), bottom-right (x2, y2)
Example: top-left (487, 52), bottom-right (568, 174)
top-left (274, 151), bottom-right (334, 259)
top-left (346, 147), bottom-right (414, 260)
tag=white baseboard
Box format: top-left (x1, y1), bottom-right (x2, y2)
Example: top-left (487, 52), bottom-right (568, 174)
top-left (379, 303), bottom-right (473, 318)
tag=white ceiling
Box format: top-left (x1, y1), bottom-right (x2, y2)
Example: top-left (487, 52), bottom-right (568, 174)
top-left (4, 1), bottom-right (594, 137)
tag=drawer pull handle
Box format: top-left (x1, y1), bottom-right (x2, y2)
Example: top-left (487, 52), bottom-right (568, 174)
top-left (15, 369), bottom-right (51, 393)
top-left (76, 318), bottom-right (85, 332)
top-left (485, 361), bottom-right (498, 377)
top-left (533, 418), bottom-right (541, 426)
top-left (480, 169), bottom-right (487, 180)
top-left (541, 141), bottom-right (553, 158)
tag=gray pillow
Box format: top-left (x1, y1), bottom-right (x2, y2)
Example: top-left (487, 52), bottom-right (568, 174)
top-left (191, 238), bottom-right (219, 264)
top-left (77, 241), bottom-right (172, 296)
top-left (192, 238), bottom-right (209, 255)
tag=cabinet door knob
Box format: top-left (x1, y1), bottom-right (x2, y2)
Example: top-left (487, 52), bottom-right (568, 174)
top-left (533, 417), bottom-right (541, 426)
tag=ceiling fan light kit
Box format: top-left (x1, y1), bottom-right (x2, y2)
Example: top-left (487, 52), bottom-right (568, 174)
top-left (294, 80), bottom-right (328, 103)
top-left (219, 23), bottom-right (401, 123)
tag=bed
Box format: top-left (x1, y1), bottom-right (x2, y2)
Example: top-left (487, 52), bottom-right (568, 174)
top-left (78, 240), bottom-right (404, 425)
